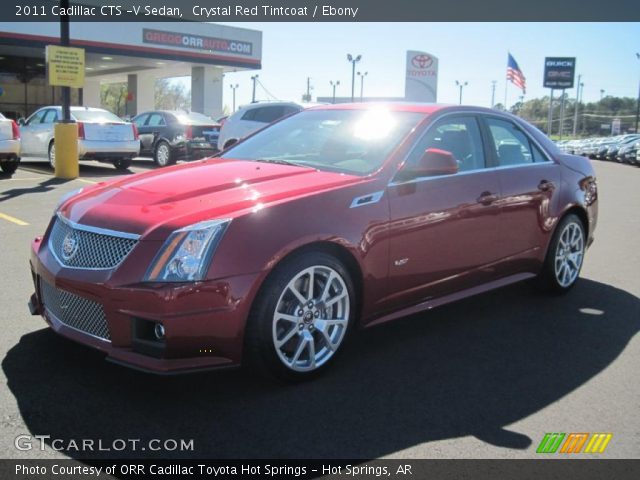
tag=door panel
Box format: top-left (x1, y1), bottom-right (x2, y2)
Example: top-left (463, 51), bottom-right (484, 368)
top-left (482, 116), bottom-right (562, 273)
top-left (385, 171), bottom-right (502, 309)
top-left (381, 114), bottom-right (502, 311)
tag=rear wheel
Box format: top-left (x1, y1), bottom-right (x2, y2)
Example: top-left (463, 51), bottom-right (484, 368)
top-left (245, 252), bottom-right (355, 382)
top-left (113, 157), bottom-right (132, 171)
top-left (536, 214), bottom-right (586, 294)
top-left (154, 141), bottom-right (173, 167)
top-left (1, 160), bottom-right (19, 174)
top-left (48, 142), bottom-right (55, 169)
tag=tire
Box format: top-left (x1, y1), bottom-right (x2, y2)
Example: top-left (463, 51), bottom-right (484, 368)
top-left (536, 214), bottom-right (586, 294)
top-left (245, 252), bottom-right (355, 382)
top-left (113, 158), bottom-right (132, 171)
top-left (153, 141), bottom-right (173, 167)
top-left (48, 142), bottom-right (55, 169)
top-left (1, 160), bottom-right (19, 174)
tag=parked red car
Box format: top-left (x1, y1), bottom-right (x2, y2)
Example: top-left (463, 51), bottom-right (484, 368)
top-left (29, 103), bottom-right (598, 381)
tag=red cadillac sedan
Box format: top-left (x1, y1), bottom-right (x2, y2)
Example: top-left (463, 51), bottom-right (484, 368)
top-left (28, 103), bottom-right (598, 381)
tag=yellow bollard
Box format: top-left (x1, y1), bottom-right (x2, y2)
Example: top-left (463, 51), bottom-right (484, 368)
top-left (54, 122), bottom-right (79, 179)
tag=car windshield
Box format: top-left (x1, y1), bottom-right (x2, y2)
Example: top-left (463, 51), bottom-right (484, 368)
top-left (72, 109), bottom-right (124, 123)
top-left (221, 108), bottom-right (425, 175)
top-left (173, 111), bottom-right (215, 125)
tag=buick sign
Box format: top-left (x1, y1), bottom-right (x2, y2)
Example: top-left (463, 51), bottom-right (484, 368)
top-left (544, 57), bottom-right (576, 89)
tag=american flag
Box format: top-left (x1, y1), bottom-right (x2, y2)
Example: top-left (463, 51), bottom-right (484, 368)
top-left (507, 53), bottom-right (526, 93)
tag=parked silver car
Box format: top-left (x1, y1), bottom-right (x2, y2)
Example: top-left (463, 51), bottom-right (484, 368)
top-left (18, 106), bottom-right (140, 170)
top-left (0, 112), bottom-right (21, 174)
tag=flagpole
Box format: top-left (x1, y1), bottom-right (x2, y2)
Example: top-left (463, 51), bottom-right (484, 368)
top-left (504, 79), bottom-right (509, 111)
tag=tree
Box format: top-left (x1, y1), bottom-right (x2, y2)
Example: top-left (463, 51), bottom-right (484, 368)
top-left (155, 78), bottom-right (190, 111)
top-left (100, 82), bottom-right (128, 117)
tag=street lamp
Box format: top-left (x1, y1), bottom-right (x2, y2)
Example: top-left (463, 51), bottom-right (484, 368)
top-left (357, 71), bottom-right (368, 102)
top-left (635, 52), bottom-right (639, 133)
top-left (455, 80), bottom-right (468, 105)
top-left (346, 53), bottom-right (362, 102)
top-left (330, 80), bottom-right (340, 104)
top-left (251, 74), bottom-right (259, 103)
top-left (600, 88), bottom-right (605, 101)
top-left (230, 84), bottom-right (239, 112)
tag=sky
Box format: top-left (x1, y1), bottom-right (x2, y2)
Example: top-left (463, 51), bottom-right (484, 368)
top-left (175, 22), bottom-right (640, 111)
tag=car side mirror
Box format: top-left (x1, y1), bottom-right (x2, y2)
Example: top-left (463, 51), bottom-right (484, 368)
top-left (411, 148), bottom-right (458, 177)
top-left (17, 118), bottom-right (26, 126)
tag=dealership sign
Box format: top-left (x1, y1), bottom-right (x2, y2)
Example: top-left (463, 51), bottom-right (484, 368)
top-left (143, 29), bottom-right (253, 56)
top-left (543, 57), bottom-right (576, 89)
top-left (405, 51), bottom-right (438, 102)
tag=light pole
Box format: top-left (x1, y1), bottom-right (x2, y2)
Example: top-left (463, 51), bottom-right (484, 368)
top-left (600, 88), bottom-right (605, 101)
top-left (635, 52), bottom-right (639, 133)
top-left (579, 81), bottom-right (584, 133)
top-left (572, 74), bottom-right (582, 136)
top-left (357, 71), bottom-right (368, 101)
top-left (491, 80), bottom-right (497, 108)
top-left (330, 80), bottom-right (340, 104)
top-left (347, 53), bottom-right (362, 102)
top-left (251, 74), bottom-right (259, 103)
top-left (455, 80), bottom-right (468, 105)
top-left (230, 84), bottom-right (239, 112)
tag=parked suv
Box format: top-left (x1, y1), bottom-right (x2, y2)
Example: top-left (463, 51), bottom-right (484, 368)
top-left (217, 101), bottom-right (307, 151)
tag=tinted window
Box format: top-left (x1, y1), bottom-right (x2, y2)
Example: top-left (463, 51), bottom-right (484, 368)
top-left (486, 117), bottom-right (549, 166)
top-left (26, 109), bottom-right (46, 125)
top-left (41, 109), bottom-right (59, 124)
top-left (147, 113), bottom-right (165, 127)
top-left (253, 106), bottom-right (286, 123)
top-left (133, 114), bottom-right (149, 127)
top-left (240, 108), bottom-right (257, 121)
top-left (407, 116), bottom-right (485, 172)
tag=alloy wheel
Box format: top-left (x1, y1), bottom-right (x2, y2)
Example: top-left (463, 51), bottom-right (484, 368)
top-left (49, 143), bottom-right (56, 169)
top-left (554, 222), bottom-right (584, 288)
top-left (272, 265), bottom-right (350, 372)
top-left (156, 143), bottom-right (170, 166)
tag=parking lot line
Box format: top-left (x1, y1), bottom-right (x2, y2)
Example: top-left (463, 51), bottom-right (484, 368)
top-left (76, 178), bottom-right (97, 184)
top-left (17, 167), bottom-right (52, 176)
top-left (0, 212), bottom-right (29, 226)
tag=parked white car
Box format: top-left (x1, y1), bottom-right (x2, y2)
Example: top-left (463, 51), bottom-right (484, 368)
top-left (18, 106), bottom-right (140, 170)
top-left (0, 113), bottom-right (21, 174)
top-left (217, 101), bottom-right (311, 151)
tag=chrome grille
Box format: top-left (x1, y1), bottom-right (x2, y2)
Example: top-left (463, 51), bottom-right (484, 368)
top-left (48, 215), bottom-right (138, 269)
top-left (40, 280), bottom-right (110, 341)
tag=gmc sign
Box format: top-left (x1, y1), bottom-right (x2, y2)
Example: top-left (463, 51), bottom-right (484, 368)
top-left (543, 57), bottom-right (576, 89)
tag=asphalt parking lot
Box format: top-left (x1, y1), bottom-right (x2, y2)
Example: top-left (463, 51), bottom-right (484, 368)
top-left (0, 156), bottom-right (638, 460)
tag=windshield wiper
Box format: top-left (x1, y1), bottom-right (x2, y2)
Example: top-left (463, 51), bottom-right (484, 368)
top-left (254, 158), bottom-right (312, 169)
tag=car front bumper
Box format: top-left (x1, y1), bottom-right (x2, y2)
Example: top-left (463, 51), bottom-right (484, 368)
top-left (29, 235), bottom-right (260, 374)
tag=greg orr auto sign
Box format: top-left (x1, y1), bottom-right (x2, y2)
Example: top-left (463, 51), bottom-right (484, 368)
top-left (143, 28), bottom-right (253, 56)
top-left (543, 57), bottom-right (576, 89)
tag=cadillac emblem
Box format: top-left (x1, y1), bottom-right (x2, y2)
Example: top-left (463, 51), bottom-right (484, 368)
top-left (61, 232), bottom-right (79, 261)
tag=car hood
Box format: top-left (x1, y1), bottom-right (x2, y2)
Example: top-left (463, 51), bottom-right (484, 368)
top-left (59, 158), bottom-right (364, 240)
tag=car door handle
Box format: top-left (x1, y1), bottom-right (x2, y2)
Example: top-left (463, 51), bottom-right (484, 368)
top-left (537, 180), bottom-right (556, 192)
top-left (477, 191), bottom-right (499, 205)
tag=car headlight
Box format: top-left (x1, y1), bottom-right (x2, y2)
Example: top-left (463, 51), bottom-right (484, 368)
top-left (145, 219), bottom-right (231, 282)
top-left (54, 187), bottom-right (83, 213)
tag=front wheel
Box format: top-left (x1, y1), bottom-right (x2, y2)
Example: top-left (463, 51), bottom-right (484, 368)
top-left (245, 252), bottom-right (355, 382)
top-left (536, 214), bottom-right (586, 294)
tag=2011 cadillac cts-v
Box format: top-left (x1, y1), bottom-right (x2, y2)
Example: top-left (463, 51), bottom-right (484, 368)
top-left (28, 104), bottom-right (598, 381)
